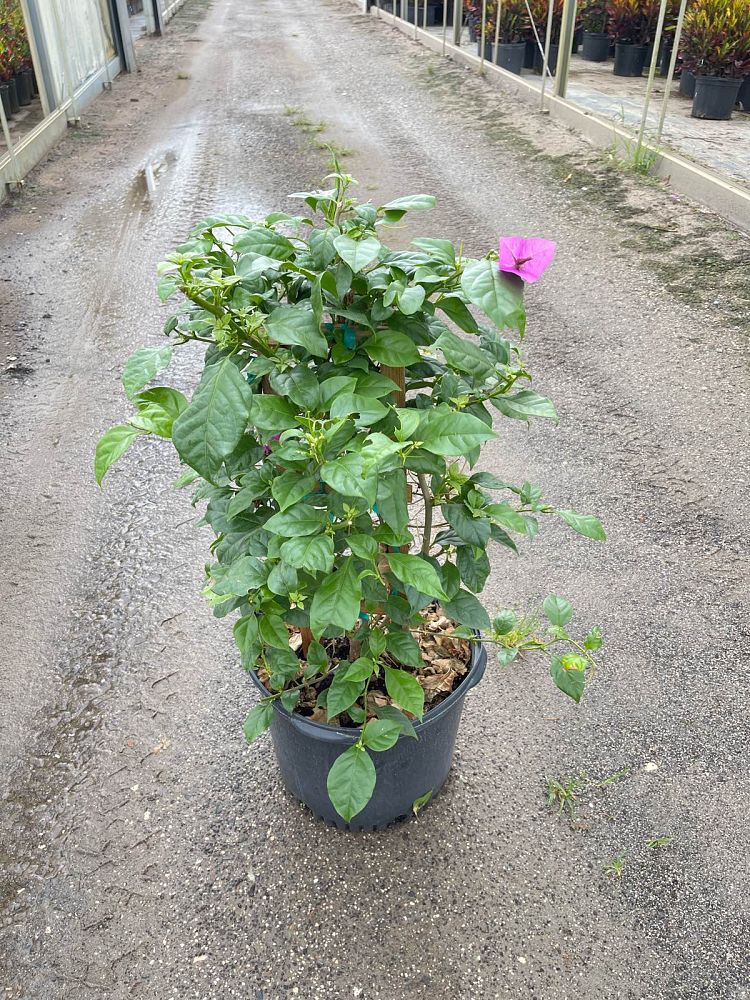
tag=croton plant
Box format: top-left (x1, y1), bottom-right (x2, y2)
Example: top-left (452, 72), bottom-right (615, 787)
top-left (96, 169), bottom-right (604, 822)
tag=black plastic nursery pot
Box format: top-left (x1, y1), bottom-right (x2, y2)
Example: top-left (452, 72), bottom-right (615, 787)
top-left (14, 70), bottom-right (32, 107)
top-left (406, 0), bottom-right (452, 25)
top-left (523, 39), bottom-right (536, 68)
top-left (613, 42), bottom-right (647, 77)
top-left (691, 75), bottom-right (742, 120)
top-left (497, 41), bottom-right (525, 74)
top-left (581, 31), bottom-right (610, 62)
top-left (6, 77), bottom-right (20, 115)
top-left (679, 69), bottom-right (696, 98)
top-left (534, 42), bottom-right (559, 75)
top-left (738, 76), bottom-right (750, 112)
top-left (252, 641), bottom-right (488, 831)
top-left (0, 83), bottom-right (10, 120)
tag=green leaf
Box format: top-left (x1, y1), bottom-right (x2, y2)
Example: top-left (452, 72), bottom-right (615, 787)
top-left (412, 789), bottom-right (433, 816)
top-left (343, 656), bottom-right (376, 682)
top-left (376, 470), bottom-right (410, 534)
top-left (309, 557), bottom-right (362, 637)
top-left (330, 392), bottom-right (389, 427)
top-left (321, 454), bottom-right (377, 505)
top-left (493, 610), bottom-right (516, 635)
top-left (384, 665), bottom-right (425, 719)
top-left (419, 410), bottom-right (496, 456)
top-left (385, 629), bottom-right (423, 668)
top-left (250, 394), bottom-right (300, 433)
top-left (265, 504), bottom-right (328, 538)
top-left (584, 626), bottom-right (603, 651)
top-left (269, 366), bottom-right (321, 410)
top-left (442, 589), bottom-right (490, 630)
top-left (327, 745), bottom-right (376, 822)
top-left (543, 594), bottom-right (573, 627)
top-left (243, 702), bottom-right (274, 744)
top-left (435, 329), bottom-right (494, 380)
top-left (265, 304), bottom-right (329, 358)
top-left (172, 358), bottom-right (252, 482)
top-left (128, 402), bottom-right (175, 438)
top-left (280, 534), bottom-right (334, 574)
top-left (437, 295), bottom-right (478, 333)
top-left (363, 330), bottom-right (422, 366)
top-left (234, 614), bottom-right (260, 667)
top-left (375, 703), bottom-right (418, 738)
top-left (214, 555), bottom-right (267, 595)
top-left (157, 275), bottom-right (179, 302)
top-left (122, 345), bottom-right (174, 400)
top-left (456, 545), bottom-right (491, 593)
top-left (412, 237), bottom-right (455, 264)
top-left (398, 285), bottom-right (426, 316)
top-left (443, 503), bottom-right (491, 547)
top-left (362, 718), bottom-right (402, 751)
top-left (557, 509), bottom-right (606, 541)
top-left (492, 390), bottom-right (557, 422)
top-left (234, 227), bottom-right (295, 260)
top-left (259, 614), bottom-right (290, 650)
top-left (550, 655), bottom-right (586, 703)
top-left (136, 386), bottom-right (189, 421)
top-left (348, 533), bottom-right (379, 561)
top-left (94, 424), bottom-right (143, 485)
top-left (386, 553), bottom-right (448, 600)
top-left (272, 472), bottom-right (318, 511)
top-left (332, 235), bottom-right (381, 274)
top-left (281, 689), bottom-right (301, 713)
top-left (460, 259), bottom-right (525, 334)
top-left (380, 194), bottom-right (436, 214)
top-left (305, 640), bottom-right (328, 674)
top-left (326, 669), bottom-right (366, 719)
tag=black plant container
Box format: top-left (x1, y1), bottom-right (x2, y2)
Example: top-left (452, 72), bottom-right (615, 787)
top-left (736, 75), bottom-right (750, 111)
top-left (534, 42), bottom-right (559, 74)
top-left (406, 0), bottom-right (453, 25)
top-left (582, 30), bottom-right (610, 62)
top-left (6, 76), bottom-right (19, 115)
top-left (14, 70), bottom-right (32, 107)
top-left (613, 42), bottom-right (647, 77)
top-left (679, 69), bottom-right (696, 98)
top-left (252, 641), bottom-right (488, 830)
top-left (524, 38), bottom-right (536, 68)
top-left (0, 83), bottom-right (10, 120)
top-left (692, 75), bottom-right (741, 120)
top-left (572, 25), bottom-right (583, 53)
top-left (497, 41), bottom-right (525, 74)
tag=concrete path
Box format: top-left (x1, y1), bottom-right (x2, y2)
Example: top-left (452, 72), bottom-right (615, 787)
top-left (0, 0), bottom-right (748, 997)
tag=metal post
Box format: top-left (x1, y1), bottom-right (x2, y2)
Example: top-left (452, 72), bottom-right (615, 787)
top-left (656, 0), bottom-right (689, 143)
top-left (423, 0), bottom-right (428, 31)
top-left (539, 0), bottom-right (554, 110)
top-left (414, 0), bottom-right (418, 38)
top-left (453, 0), bottom-right (462, 44)
top-left (554, 0), bottom-right (577, 98)
top-left (635, 0), bottom-right (669, 159)
top-left (479, 0), bottom-right (487, 71)
top-left (90, 0), bottom-right (112, 89)
top-left (442, 0), bottom-right (449, 55)
top-left (18, 0), bottom-right (51, 116)
top-left (493, 0), bottom-right (501, 65)
top-left (50, 0), bottom-right (80, 121)
top-left (0, 94), bottom-right (24, 188)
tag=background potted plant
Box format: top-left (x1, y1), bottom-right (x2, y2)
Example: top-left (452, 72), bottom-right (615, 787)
top-left (530, 0), bottom-right (565, 73)
top-left (96, 168), bottom-right (605, 829)
top-left (581, 0), bottom-right (610, 61)
top-left (607, 0), bottom-right (650, 75)
top-left (681, 0), bottom-right (750, 119)
top-left (477, 0), bottom-right (528, 73)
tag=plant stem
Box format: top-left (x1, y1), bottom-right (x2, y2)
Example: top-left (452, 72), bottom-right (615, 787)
top-left (417, 473), bottom-right (433, 555)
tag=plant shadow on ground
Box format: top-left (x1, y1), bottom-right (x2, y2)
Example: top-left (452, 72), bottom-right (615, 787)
top-left (407, 51), bottom-right (750, 331)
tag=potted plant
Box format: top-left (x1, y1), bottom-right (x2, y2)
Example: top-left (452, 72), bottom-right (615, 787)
top-left (681, 0), bottom-right (750, 119)
top-left (581, 0), bottom-right (610, 61)
top-left (529, 0), bottom-right (565, 73)
top-left (476, 0), bottom-right (528, 73)
top-left (607, 0), bottom-right (649, 75)
top-left (96, 169), bottom-right (605, 829)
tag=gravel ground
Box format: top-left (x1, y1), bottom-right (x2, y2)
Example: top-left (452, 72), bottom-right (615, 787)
top-left (0, 0), bottom-right (748, 998)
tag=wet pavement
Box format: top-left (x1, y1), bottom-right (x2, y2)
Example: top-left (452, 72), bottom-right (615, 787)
top-left (0, 0), bottom-right (749, 997)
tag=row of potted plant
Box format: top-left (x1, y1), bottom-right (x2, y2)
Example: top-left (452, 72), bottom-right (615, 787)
top-left (0, 0), bottom-right (35, 120)
top-left (680, 0), bottom-right (750, 119)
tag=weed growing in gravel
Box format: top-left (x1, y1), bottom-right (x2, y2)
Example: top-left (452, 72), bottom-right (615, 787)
top-left (604, 853), bottom-right (628, 878)
top-left (646, 835), bottom-right (673, 849)
top-left (597, 767), bottom-right (630, 788)
top-left (546, 775), bottom-right (586, 818)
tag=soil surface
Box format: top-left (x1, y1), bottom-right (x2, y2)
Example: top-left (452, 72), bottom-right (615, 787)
top-left (0, 0), bottom-right (748, 998)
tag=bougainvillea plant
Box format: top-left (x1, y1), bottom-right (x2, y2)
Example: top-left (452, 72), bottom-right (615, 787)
top-left (96, 169), bottom-right (604, 821)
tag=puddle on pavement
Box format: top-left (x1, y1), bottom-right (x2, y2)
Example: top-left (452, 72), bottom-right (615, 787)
top-left (127, 150), bottom-right (178, 210)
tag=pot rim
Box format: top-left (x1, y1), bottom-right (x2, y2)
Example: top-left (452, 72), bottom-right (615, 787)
top-left (248, 635), bottom-right (487, 741)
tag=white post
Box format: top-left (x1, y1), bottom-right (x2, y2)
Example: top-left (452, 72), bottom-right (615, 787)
top-left (656, 0), bottom-right (689, 143)
top-left (90, 0), bottom-right (112, 89)
top-left (442, 0), bottom-right (448, 55)
top-left (479, 0), bottom-right (487, 71)
top-left (493, 0), bottom-right (502, 65)
top-left (539, 0), bottom-right (554, 110)
top-left (635, 0), bottom-right (669, 159)
top-left (18, 0), bottom-right (51, 116)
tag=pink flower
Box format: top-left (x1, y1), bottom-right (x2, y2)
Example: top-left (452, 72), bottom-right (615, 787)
top-left (498, 236), bottom-right (556, 284)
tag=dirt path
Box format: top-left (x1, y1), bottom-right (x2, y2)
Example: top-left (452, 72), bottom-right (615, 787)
top-left (0, 1), bottom-right (748, 997)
